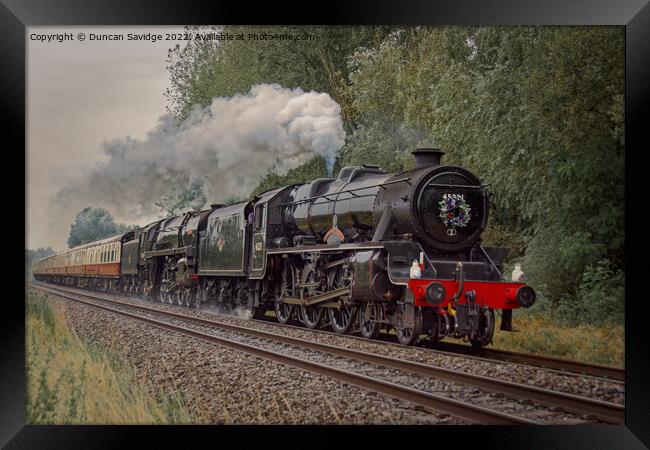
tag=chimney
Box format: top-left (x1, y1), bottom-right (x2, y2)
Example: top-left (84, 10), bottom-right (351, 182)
top-left (411, 139), bottom-right (445, 169)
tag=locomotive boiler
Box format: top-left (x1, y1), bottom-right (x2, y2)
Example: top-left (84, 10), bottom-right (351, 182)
top-left (287, 148), bottom-right (487, 252)
top-left (33, 144), bottom-right (536, 348)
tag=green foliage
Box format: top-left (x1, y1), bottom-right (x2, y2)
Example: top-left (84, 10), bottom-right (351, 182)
top-left (253, 156), bottom-right (329, 196)
top-left (480, 214), bottom-right (529, 262)
top-left (26, 247), bottom-right (55, 280)
top-left (556, 260), bottom-right (625, 326)
top-left (336, 121), bottom-right (424, 173)
top-left (154, 181), bottom-right (206, 216)
top-left (67, 207), bottom-right (136, 248)
top-left (341, 26), bottom-right (624, 324)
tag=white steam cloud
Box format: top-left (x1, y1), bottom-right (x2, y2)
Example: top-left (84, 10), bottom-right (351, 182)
top-left (54, 84), bottom-right (346, 226)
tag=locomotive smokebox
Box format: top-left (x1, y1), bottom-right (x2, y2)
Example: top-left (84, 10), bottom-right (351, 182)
top-left (411, 141), bottom-right (445, 169)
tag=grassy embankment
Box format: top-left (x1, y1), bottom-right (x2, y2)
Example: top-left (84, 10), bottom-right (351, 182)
top-left (26, 291), bottom-right (193, 424)
top-left (490, 310), bottom-right (624, 368)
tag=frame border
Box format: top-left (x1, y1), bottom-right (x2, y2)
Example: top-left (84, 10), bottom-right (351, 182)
top-left (4, 0), bottom-right (649, 447)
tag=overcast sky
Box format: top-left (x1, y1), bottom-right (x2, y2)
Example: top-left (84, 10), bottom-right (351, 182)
top-left (27, 26), bottom-right (186, 250)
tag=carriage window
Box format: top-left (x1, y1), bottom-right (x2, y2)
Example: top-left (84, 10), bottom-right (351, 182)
top-left (111, 250), bottom-right (115, 261)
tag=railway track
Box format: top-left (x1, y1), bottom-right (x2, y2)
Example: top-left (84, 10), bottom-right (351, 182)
top-left (255, 317), bottom-right (625, 382)
top-left (425, 341), bottom-right (625, 382)
top-left (31, 282), bottom-right (624, 425)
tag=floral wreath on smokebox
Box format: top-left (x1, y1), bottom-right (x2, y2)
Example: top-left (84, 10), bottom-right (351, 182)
top-left (438, 193), bottom-right (471, 235)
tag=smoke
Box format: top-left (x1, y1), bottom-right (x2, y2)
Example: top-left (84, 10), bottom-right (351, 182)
top-left (54, 83), bottom-right (346, 227)
top-left (199, 303), bottom-right (254, 320)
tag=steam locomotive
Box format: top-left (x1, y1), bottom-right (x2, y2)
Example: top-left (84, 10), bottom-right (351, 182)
top-left (33, 145), bottom-right (535, 347)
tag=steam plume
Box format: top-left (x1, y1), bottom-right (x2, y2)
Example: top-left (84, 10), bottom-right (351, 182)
top-left (54, 84), bottom-right (346, 228)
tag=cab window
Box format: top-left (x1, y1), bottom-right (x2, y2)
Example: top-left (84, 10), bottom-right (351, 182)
top-left (254, 204), bottom-right (264, 230)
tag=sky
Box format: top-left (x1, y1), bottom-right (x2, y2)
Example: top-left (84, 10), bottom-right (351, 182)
top-left (27, 26), bottom-right (186, 250)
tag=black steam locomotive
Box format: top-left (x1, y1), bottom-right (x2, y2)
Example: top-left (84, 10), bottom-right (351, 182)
top-left (33, 145), bottom-right (536, 347)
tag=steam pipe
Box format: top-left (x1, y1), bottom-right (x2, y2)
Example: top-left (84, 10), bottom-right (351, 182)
top-left (452, 262), bottom-right (465, 304)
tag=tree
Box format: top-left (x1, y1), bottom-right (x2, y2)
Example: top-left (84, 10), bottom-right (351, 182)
top-left (67, 207), bottom-right (136, 248)
top-left (342, 26), bottom-right (624, 320)
top-left (26, 247), bottom-right (55, 279)
top-left (252, 156), bottom-right (329, 197)
top-left (165, 25), bottom-right (392, 129)
top-left (154, 181), bottom-right (207, 216)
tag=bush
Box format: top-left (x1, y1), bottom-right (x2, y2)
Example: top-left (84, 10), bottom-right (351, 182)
top-left (556, 260), bottom-right (624, 326)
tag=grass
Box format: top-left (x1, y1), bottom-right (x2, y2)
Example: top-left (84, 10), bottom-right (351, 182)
top-left (26, 291), bottom-right (194, 424)
top-left (490, 311), bottom-right (624, 368)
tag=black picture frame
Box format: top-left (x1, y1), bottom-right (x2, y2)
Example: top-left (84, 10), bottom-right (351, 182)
top-left (4, 0), bottom-right (648, 447)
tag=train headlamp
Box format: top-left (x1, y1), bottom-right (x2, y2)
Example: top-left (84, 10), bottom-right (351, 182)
top-left (425, 282), bottom-right (446, 304)
top-left (516, 286), bottom-right (536, 308)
